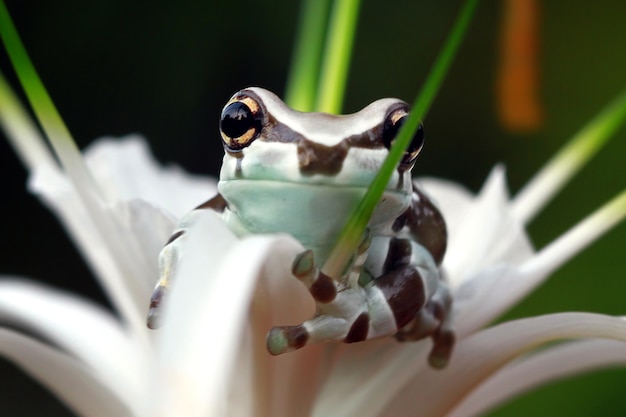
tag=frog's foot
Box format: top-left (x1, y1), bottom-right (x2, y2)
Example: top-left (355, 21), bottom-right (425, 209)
top-left (267, 249), bottom-right (434, 355)
top-left (147, 280), bottom-right (167, 329)
top-left (395, 283), bottom-right (455, 369)
top-left (267, 249), bottom-right (388, 355)
top-left (147, 230), bottom-right (182, 329)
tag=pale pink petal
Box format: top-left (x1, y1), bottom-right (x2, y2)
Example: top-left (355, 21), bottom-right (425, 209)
top-left (0, 279), bottom-right (148, 406)
top-left (111, 199), bottom-right (177, 289)
top-left (382, 313), bottom-right (626, 417)
top-left (455, 190), bottom-right (626, 336)
top-left (249, 248), bottom-right (326, 417)
top-left (0, 328), bottom-right (133, 417)
top-left (448, 339), bottom-right (626, 417)
top-left (436, 166), bottom-right (533, 289)
top-left (312, 340), bottom-right (430, 417)
top-left (29, 164), bottom-right (154, 335)
top-left (83, 137), bottom-right (216, 217)
top-left (151, 209), bottom-right (309, 417)
top-left (522, 189), bottom-right (626, 288)
top-left (28, 138), bottom-right (215, 336)
top-left (418, 176), bottom-right (474, 237)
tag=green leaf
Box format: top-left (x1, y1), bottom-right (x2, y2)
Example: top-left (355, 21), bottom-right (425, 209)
top-left (512, 89), bottom-right (626, 223)
top-left (322, 0), bottom-right (481, 278)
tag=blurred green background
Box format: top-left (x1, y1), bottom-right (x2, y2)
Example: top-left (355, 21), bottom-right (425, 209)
top-left (0, 1), bottom-right (625, 416)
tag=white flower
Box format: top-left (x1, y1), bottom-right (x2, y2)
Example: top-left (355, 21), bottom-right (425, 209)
top-left (1, 33), bottom-right (626, 413)
top-left (1, 118), bottom-right (626, 417)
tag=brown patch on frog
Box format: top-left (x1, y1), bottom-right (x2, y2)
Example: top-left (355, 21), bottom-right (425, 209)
top-left (404, 183), bottom-right (448, 265)
top-left (376, 266), bottom-right (426, 328)
top-left (297, 139), bottom-right (349, 175)
top-left (382, 237), bottom-right (413, 274)
top-left (309, 271), bottom-right (337, 303)
top-left (284, 325), bottom-right (309, 349)
top-left (264, 114), bottom-right (307, 143)
top-left (195, 193), bottom-right (228, 213)
top-left (263, 110), bottom-right (393, 175)
top-left (345, 312), bottom-right (370, 343)
top-left (165, 230), bottom-right (185, 245)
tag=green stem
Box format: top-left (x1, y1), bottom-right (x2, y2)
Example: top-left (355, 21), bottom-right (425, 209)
top-left (315, 0), bottom-right (361, 114)
top-left (0, 1), bottom-right (99, 193)
top-left (0, 70), bottom-right (56, 172)
top-left (322, 0), bottom-right (480, 278)
top-left (284, 0), bottom-right (331, 111)
top-left (512, 90), bottom-right (626, 223)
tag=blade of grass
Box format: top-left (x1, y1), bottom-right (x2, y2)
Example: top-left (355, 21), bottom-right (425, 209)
top-left (0, 1), bottom-right (101, 192)
top-left (315, 0), bottom-right (361, 114)
top-left (322, 0), bottom-right (480, 278)
top-left (284, 0), bottom-right (331, 111)
top-left (524, 188), bottom-right (626, 285)
top-left (0, 70), bottom-right (56, 172)
top-left (512, 89), bottom-right (626, 223)
top-left (0, 1), bottom-right (151, 335)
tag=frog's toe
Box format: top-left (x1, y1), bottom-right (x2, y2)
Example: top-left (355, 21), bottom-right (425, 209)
top-left (428, 327), bottom-right (455, 369)
top-left (146, 283), bottom-right (167, 329)
top-left (266, 315), bottom-right (346, 354)
top-left (292, 249), bottom-right (338, 303)
top-left (266, 325), bottom-right (310, 355)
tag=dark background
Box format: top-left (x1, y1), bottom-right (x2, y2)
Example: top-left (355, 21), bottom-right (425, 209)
top-left (1, 1), bottom-right (625, 416)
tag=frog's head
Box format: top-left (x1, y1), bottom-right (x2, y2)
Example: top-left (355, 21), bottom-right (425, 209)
top-left (218, 87), bottom-right (424, 189)
top-left (216, 87), bottom-right (426, 252)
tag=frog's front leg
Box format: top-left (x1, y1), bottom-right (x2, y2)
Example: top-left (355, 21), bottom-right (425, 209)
top-left (147, 194), bottom-right (228, 329)
top-left (267, 237), bottom-right (454, 368)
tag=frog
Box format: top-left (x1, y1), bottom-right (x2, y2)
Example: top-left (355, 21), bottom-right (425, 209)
top-left (148, 87), bottom-right (454, 368)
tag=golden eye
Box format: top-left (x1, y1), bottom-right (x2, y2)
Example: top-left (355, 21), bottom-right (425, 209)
top-left (219, 96), bottom-right (262, 150)
top-left (382, 108), bottom-right (424, 167)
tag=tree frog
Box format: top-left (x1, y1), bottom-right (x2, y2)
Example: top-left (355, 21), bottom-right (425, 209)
top-left (148, 87), bottom-right (454, 368)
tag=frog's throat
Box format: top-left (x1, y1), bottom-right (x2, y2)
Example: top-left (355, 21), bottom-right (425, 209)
top-left (218, 180), bottom-right (411, 262)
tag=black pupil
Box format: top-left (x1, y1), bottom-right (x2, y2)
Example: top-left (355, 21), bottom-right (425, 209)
top-left (408, 122), bottom-right (425, 154)
top-left (220, 102), bottom-right (254, 138)
top-left (383, 115), bottom-right (425, 159)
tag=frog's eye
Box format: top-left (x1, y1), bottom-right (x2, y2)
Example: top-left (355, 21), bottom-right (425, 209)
top-left (382, 108), bottom-right (425, 167)
top-left (220, 96), bottom-right (263, 151)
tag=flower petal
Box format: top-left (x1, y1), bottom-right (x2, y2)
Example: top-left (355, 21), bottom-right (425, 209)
top-left (418, 176), bottom-right (474, 236)
top-left (29, 161), bottom-right (155, 334)
top-left (312, 340), bottom-right (430, 417)
top-left (381, 313), bottom-right (626, 417)
top-left (150, 209), bottom-right (309, 417)
top-left (249, 245), bottom-right (326, 417)
top-left (0, 278), bottom-right (148, 406)
top-left (448, 339), bottom-right (626, 417)
top-left (437, 166), bottom-right (533, 289)
top-left (26, 136), bottom-right (216, 336)
top-left (455, 189), bottom-right (626, 336)
top-left (111, 198), bottom-right (177, 289)
top-left (522, 188), bottom-right (626, 285)
top-left (83, 137), bottom-right (216, 217)
top-left (0, 328), bottom-right (132, 417)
